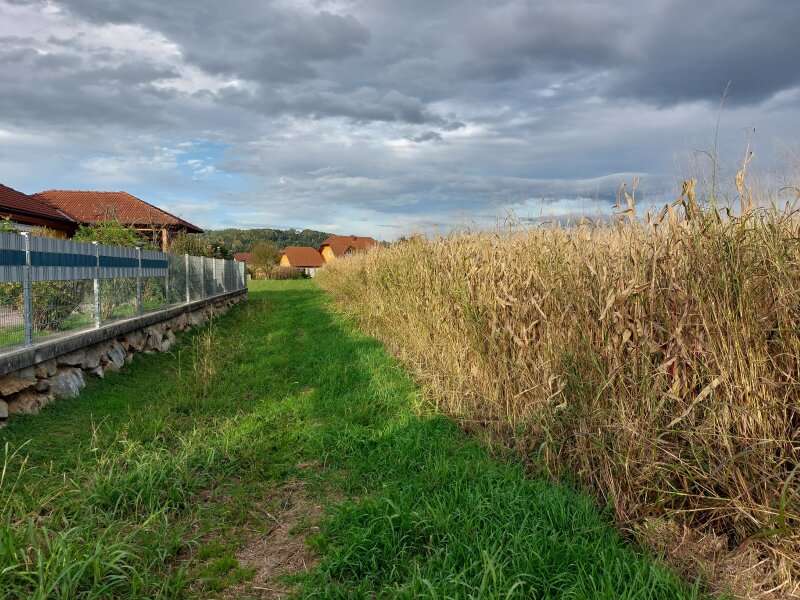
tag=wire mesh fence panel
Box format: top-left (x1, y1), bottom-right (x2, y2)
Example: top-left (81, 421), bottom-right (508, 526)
top-left (100, 277), bottom-right (137, 321)
top-left (223, 260), bottom-right (233, 293)
top-left (235, 261), bottom-right (245, 290)
top-left (0, 283), bottom-right (24, 349)
top-left (142, 277), bottom-right (167, 312)
top-left (188, 256), bottom-right (204, 301)
top-left (193, 256), bottom-right (203, 301)
top-left (31, 279), bottom-right (94, 342)
top-left (1, 230), bottom-right (244, 352)
top-left (141, 249), bottom-right (167, 277)
top-left (203, 257), bottom-right (215, 298)
top-left (166, 253), bottom-right (187, 305)
top-left (203, 257), bottom-right (217, 297)
top-left (30, 236), bottom-right (96, 282)
top-left (212, 258), bottom-right (224, 295)
top-left (211, 258), bottom-right (219, 295)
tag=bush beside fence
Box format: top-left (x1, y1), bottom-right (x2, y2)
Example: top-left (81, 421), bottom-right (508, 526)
top-left (249, 265), bottom-right (306, 280)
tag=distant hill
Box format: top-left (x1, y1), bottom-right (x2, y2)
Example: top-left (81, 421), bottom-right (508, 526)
top-left (199, 228), bottom-right (332, 253)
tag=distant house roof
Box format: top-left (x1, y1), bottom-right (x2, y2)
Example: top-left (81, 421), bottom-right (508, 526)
top-left (233, 252), bottom-right (252, 263)
top-left (281, 246), bottom-right (325, 268)
top-left (34, 190), bottom-right (203, 233)
top-left (0, 183), bottom-right (76, 231)
top-left (319, 235), bottom-right (378, 257)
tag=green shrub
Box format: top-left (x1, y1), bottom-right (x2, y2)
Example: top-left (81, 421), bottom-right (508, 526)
top-left (30, 280), bottom-right (87, 332)
top-left (252, 266), bottom-right (305, 280)
top-left (170, 232), bottom-right (207, 256)
top-left (170, 232), bottom-right (231, 259)
top-left (249, 242), bottom-right (280, 268)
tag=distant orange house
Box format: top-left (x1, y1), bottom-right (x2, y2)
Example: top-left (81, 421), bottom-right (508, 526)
top-left (319, 235), bottom-right (378, 263)
top-left (277, 235), bottom-right (377, 276)
top-left (279, 246), bottom-right (325, 276)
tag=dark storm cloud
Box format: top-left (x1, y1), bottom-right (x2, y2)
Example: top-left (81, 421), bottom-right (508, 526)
top-left (611, 0), bottom-right (800, 106)
top-left (20, 0), bottom-right (800, 130)
top-left (290, 88), bottom-right (442, 124)
top-left (1, 0), bottom-right (799, 236)
top-left (0, 36), bottom-right (180, 128)
top-left (457, 2), bottom-right (630, 81)
top-left (14, 0), bottom-right (800, 111)
top-left (408, 131), bottom-right (443, 144)
top-left (55, 0), bottom-right (370, 82)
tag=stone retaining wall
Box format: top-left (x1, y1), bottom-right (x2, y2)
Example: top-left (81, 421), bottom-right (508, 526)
top-left (0, 291), bottom-right (246, 424)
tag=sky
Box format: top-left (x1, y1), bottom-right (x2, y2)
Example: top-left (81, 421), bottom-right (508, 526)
top-left (1, 0), bottom-right (799, 239)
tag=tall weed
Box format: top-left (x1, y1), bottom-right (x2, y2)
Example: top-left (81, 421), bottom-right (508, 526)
top-left (318, 178), bottom-right (800, 597)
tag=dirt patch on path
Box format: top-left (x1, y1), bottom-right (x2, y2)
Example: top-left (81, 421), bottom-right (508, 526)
top-left (224, 479), bottom-right (323, 599)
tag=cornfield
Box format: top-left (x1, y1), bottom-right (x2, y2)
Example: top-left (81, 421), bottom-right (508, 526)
top-left (318, 180), bottom-right (800, 598)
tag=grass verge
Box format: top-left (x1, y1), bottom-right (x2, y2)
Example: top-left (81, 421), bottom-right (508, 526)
top-left (1, 280), bottom-right (704, 598)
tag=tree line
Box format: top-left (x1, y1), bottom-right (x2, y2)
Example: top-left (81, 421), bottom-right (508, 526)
top-left (197, 228), bottom-right (331, 255)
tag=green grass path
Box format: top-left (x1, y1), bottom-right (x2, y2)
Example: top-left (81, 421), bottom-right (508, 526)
top-left (0, 280), bottom-right (703, 599)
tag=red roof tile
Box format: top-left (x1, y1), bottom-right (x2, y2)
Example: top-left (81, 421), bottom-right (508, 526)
top-left (0, 183), bottom-right (75, 223)
top-left (281, 246), bottom-right (324, 268)
top-left (319, 235), bottom-right (378, 257)
top-left (233, 252), bottom-right (252, 263)
top-left (34, 190), bottom-right (203, 233)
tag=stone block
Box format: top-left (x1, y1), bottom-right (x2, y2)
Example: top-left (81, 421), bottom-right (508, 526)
top-left (144, 325), bottom-right (164, 350)
top-left (105, 341), bottom-right (126, 371)
top-left (0, 368), bottom-right (37, 397)
top-left (159, 329), bottom-right (177, 352)
top-left (172, 314), bottom-right (189, 331)
top-left (8, 390), bottom-right (53, 415)
top-left (49, 368), bottom-right (85, 400)
top-left (83, 346), bottom-right (103, 369)
top-left (34, 359), bottom-right (58, 378)
top-left (126, 330), bottom-right (146, 351)
top-left (57, 350), bottom-right (86, 367)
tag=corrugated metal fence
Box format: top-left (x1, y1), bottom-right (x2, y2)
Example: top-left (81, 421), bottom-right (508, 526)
top-left (0, 232), bottom-right (246, 351)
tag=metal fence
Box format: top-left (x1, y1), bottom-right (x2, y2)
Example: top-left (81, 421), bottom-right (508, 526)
top-left (0, 232), bottom-right (246, 351)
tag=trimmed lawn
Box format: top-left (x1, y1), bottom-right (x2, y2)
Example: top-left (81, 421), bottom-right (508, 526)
top-left (0, 280), bottom-right (704, 599)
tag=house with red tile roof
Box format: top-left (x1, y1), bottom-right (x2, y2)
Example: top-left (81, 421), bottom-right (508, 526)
top-left (279, 246), bottom-right (325, 276)
top-left (0, 183), bottom-right (76, 236)
top-left (34, 190), bottom-right (202, 250)
top-left (319, 235), bottom-right (378, 263)
top-left (233, 252), bottom-right (252, 263)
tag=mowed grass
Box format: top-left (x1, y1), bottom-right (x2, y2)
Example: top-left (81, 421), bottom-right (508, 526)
top-left (0, 280), bottom-right (704, 599)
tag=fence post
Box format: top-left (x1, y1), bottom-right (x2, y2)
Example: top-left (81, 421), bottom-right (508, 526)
top-left (184, 253), bottom-right (190, 303)
top-left (135, 246), bottom-right (143, 314)
top-left (20, 232), bottom-right (32, 346)
top-left (92, 241), bottom-right (101, 328)
top-left (212, 257), bottom-right (217, 296)
top-left (164, 253), bottom-right (170, 306)
top-left (200, 257), bottom-right (205, 298)
top-left (222, 260), bottom-right (227, 293)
